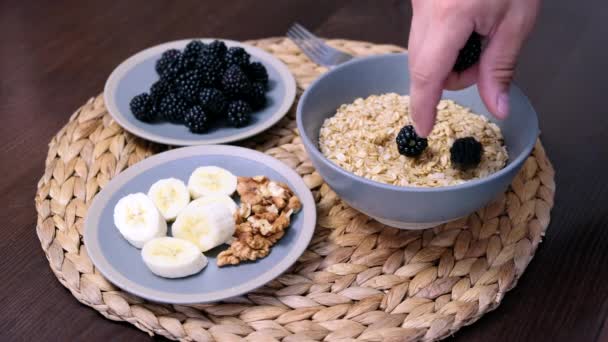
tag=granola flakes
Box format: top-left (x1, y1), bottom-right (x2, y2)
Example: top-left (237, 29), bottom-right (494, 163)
top-left (318, 93), bottom-right (509, 187)
top-left (217, 176), bottom-right (301, 266)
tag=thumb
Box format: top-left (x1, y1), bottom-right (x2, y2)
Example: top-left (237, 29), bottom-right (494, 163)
top-left (477, 19), bottom-right (527, 119)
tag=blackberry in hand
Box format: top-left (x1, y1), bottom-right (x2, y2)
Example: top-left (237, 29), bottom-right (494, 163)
top-left (247, 82), bottom-right (266, 110)
top-left (396, 125), bottom-right (428, 157)
top-left (453, 32), bottom-right (482, 72)
top-left (226, 100), bottom-right (252, 127)
top-left (155, 49), bottom-right (181, 76)
top-left (175, 70), bottom-right (202, 102)
top-left (206, 40), bottom-right (227, 58)
top-left (225, 46), bottom-right (250, 68)
top-left (245, 62), bottom-right (269, 88)
top-left (159, 92), bottom-right (189, 123)
top-left (199, 88), bottom-right (227, 116)
top-left (130, 93), bottom-right (155, 122)
top-left (450, 137), bottom-right (483, 170)
top-left (184, 105), bottom-right (212, 133)
top-left (221, 65), bottom-right (252, 98)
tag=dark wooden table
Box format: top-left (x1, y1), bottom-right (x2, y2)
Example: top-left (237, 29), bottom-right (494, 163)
top-left (1, 0), bottom-right (607, 341)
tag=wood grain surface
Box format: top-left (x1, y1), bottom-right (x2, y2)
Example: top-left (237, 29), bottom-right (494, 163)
top-left (1, 0), bottom-right (607, 341)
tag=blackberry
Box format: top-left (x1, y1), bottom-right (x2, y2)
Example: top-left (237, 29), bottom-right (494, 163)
top-left (181, 53), bottom-right (200, 71)
top-left (225, 47), bottom-right (250, 68)
top-left (160, 54), bottom-right (191, 82)
top-left (247, 82), bottom-right (266, 110)
top-left (196, 54), bottom-right (224, 86)
top-left (175, 70), bottom-right (202, 102)
top-left (226, 100), bottom-right (252, 127)
top-left (198, 88), bottom-right (227, 116)
top-left (245, 62), bottom-right (269, 88)
top-left (221, 65), bottom-right (251, 98)
top-left (396, 125), bottom-right (428, 157)
top-left (184, 105), bottom-right (212, 133)
top-left (149, 79), bottom-right (172, 103)
top-left (453, 32), bottom-right (482, 72)
top-left (206, 40), bottom-right (227, 58)
top-left (155, 49), bottom-right (181, 76)
top-left (197, 53), bottom-right (224, 73)
top-left (183, 40), bottom-right (206, 60)
top-left (450, 137), bottom-right (483, 170)
top-left (129, 93), bottom-right (155, 122)
top-left (159, 92), bottom-right (189, 123)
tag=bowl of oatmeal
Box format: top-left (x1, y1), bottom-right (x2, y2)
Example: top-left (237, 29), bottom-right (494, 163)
top-left (296, 53), bottom-right (539, 229)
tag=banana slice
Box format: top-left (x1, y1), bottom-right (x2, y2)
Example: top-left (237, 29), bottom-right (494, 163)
top-left (188, 194), bottom-right (238, 215)
top-left (147, 178), bottom-right (190, 221)
top-left (188, 166), bottom-right (237, 199)
top-left (141, 237), bottom-right (208, 278)
top-left (113, 193), bottom-right (167, 248)
top-left (172, 202), bottom-right (235, 252)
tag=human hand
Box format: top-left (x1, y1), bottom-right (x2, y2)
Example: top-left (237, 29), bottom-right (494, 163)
top-left (408, 0), bottom-right (541, 137)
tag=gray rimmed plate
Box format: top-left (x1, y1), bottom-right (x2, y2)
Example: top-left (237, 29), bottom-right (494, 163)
top-left (104, 39), bottom-right (296, 146)
top-left (83, 145), bottom-right (316, 304)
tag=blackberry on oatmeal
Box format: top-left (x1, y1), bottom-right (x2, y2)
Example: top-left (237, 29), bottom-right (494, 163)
top-left (318, 93), bottom-right (508, 187)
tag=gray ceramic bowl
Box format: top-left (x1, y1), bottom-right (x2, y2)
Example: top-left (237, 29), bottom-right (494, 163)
top-left (297, 53), bottom-right (539, 229)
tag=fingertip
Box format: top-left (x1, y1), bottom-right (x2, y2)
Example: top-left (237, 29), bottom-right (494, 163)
top-left (410, 85), bottom-right (439, 138)
top-left (414, 122), bottom-right (432, 138)
top-left (411, 111), bottom-right (434, 137)
top-left (477, 76), bottom-right (510, 120)
top-left (496, 92), bottom-right (510, 119)
top-left (476, 71), bottom-right (502, 120)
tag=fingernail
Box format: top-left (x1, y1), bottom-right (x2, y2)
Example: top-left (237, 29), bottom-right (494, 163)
top-left (497, 92), bottom-right (509, 118)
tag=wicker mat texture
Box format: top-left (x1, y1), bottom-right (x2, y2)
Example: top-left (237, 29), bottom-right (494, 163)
top-left (34, 38), bottom-right (555, 342)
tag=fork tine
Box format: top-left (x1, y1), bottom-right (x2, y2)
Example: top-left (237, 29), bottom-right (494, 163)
top-left (287, 36), bottom-right (321, 65)
top-left (292, 24), bottom-right (331, 54)
top-left (286, 28), bottom-right (310, 54)
top-left (293, 23), bottom-right (331, 54)
top-left (288, 27), bottom-right (324, 58)
top-left (287, 27), bottom-right (324, 63)
top-left (288, 22), bottom-right (354, 67)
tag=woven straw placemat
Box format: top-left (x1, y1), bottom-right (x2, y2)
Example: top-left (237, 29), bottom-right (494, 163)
top-left (35, 38), bottom-right (555, 342)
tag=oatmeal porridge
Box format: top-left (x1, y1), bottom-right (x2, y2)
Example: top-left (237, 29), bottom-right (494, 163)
top-left (318, 93), bottom-right (509, 187)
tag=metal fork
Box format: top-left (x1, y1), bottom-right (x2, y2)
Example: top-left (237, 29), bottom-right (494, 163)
top-left (287, 23), bottom-right (353, 67)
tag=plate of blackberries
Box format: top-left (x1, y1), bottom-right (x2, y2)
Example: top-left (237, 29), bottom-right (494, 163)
top-left (104, 39), bottom-right (296, 146)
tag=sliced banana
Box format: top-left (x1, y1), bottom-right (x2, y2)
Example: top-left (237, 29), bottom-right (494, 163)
top-left (147, 178), bottom-right (190, 221)
top-left (172, 202), bottom-right (235, 252)
top-left (113, 193), bottom-right (167, 248)
top-left (188, 166), bottom-right (237, 199)
top-left (141, 237), bottom-right (207, 278)
top-left (188, 194), bottom-right (238, 215)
